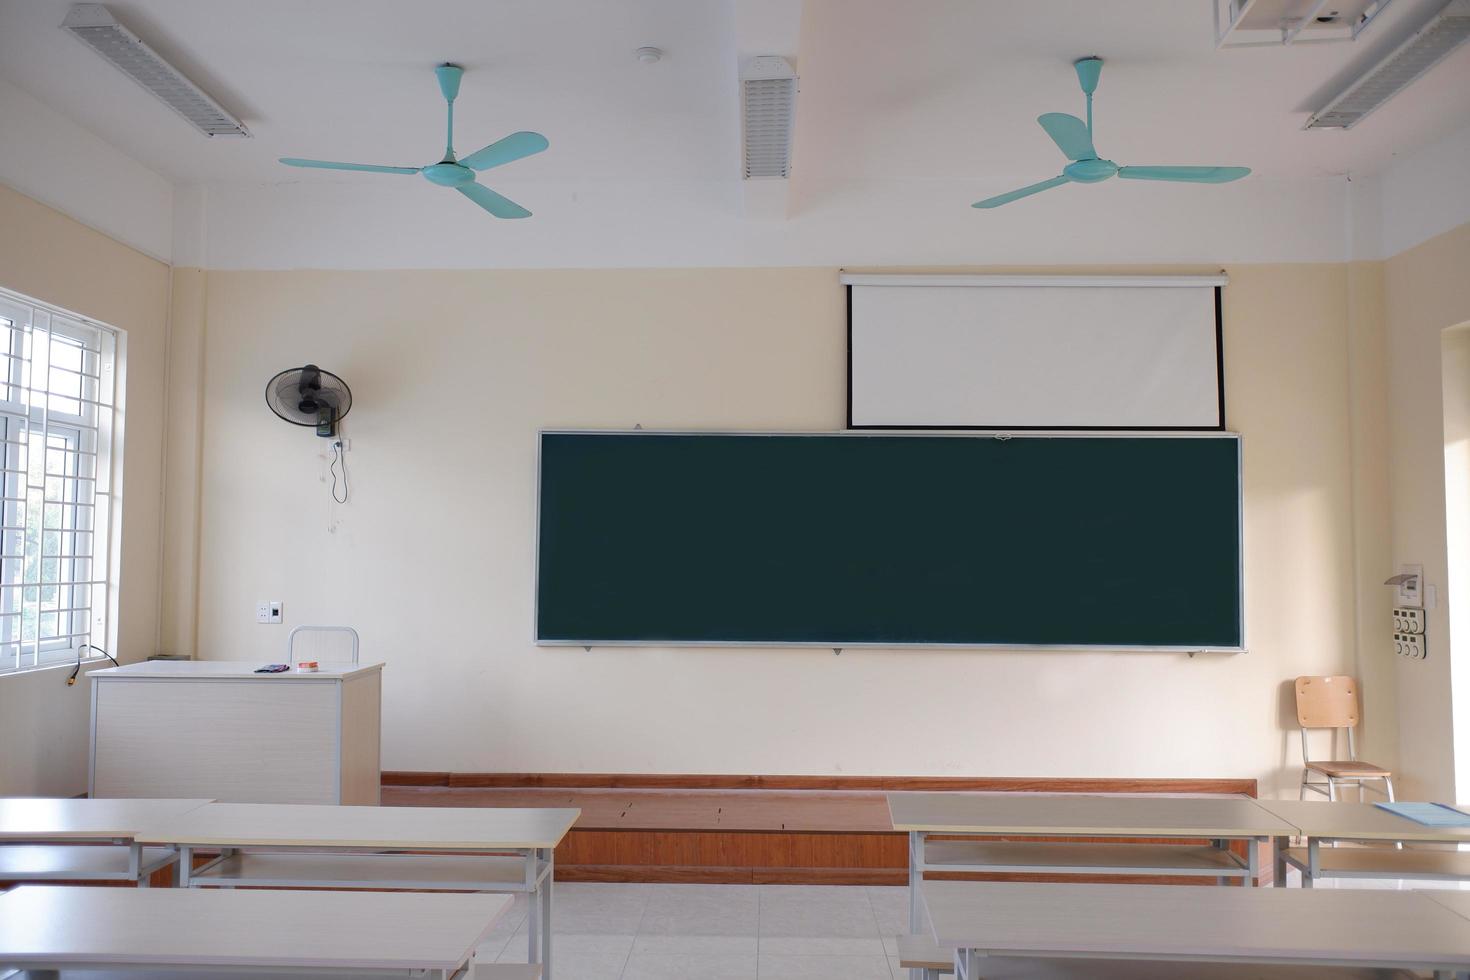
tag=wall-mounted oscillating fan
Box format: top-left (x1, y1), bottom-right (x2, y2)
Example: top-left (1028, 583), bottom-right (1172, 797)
top-left (266, 365), bottom-right (352, 437)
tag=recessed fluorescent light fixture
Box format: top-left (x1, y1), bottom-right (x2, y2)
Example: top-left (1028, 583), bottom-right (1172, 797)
top-left (741, 56), bottom-right (797, 179)
top-left (1305, 0), bottom-right (1470, 129)
top-left (61, 3), bottom-right (249, 138)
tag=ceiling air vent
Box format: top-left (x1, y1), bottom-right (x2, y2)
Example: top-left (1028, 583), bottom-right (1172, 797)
top-left (1306, 0), bottom-right (1470, 129)
top-left (61, 3), bottom-right (249, 138)
top-left (741, 56), bottom-right (797, 179)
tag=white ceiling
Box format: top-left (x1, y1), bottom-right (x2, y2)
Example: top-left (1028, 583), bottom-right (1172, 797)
top-left (0, 0), bottom-right (1467, 268)
top-left (2, 0), bottom-right (1467, 185)
top-left (795, 0), bottom-right (1470, 184)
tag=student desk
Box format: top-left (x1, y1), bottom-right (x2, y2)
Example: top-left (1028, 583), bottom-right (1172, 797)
top-left (889, 792), bottom-right (1290, 925)
top-left (0, 884), bottom-right (510, 978)
top-left (138, 801), bottom-right (579, 979)
top-left (1255, 798), bottom-right (1470, 887)
top-left (89, 659), bottom-right (383, 805)
top-left (922, 879), bottom-right (1470, 979)
top-left (0, 797), bottom-right (208, 885)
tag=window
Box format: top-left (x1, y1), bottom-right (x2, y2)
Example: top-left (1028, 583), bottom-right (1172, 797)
top-left (0, 287), bottom-right (119, 674)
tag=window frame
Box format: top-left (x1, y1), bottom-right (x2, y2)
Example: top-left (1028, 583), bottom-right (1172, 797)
top-left (0, 289), bottom-right (120, 676)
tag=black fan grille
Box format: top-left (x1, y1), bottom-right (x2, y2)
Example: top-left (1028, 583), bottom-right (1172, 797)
top-left (266, 365), bottom-right (353, 427)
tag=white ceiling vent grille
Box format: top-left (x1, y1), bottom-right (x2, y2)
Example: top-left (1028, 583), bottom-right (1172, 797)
top-left (1306, 0), bottom-right (1470, 128)
top-left (61, 3), bottom-right (249, 138)
top-left (741, 56), bottom-right (797, 179)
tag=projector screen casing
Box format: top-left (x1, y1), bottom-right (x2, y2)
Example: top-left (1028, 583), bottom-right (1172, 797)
top-left (846, 277), bottom-right (1225, 431)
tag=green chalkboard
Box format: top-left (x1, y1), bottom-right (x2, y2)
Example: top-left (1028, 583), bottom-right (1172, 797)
top-left (536, 432), bottom-right (1243, 649)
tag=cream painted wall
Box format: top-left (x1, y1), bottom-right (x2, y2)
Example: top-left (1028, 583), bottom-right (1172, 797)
top-left (181, 263), bottom-right (1363, 794)
top-left (1381, 222), bottom-right (1470, 799)
top-left (0, 183), bottom-right (172, 795)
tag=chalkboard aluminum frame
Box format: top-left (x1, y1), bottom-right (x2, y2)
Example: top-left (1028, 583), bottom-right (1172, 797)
top-left (844, 281), bottom-right (1227, 432)
top-left (534, 430), bottom-right (1246, 654)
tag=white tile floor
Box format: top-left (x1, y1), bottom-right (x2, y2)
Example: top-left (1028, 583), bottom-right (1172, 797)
top-left (481, 883), bottom-right (911, 980)
top-left (482, 874), bottom-right (1470, 980)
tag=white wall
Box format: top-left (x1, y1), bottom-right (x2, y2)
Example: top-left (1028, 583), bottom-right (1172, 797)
top-left (1374, 122), bottom-right (1470, 261)
top-left (0, 183), bottom-right (173, 796)
top-left (194, 175), bottom-right (1352, 270)
top-left (180, 263), bottom-right (1361, 793)
top-left (1381, 221), bottom-right (1470, 799)
top-left (0, 662), bottom-right (104, 796)
top-left (0, 77), bottom-right (174, 264)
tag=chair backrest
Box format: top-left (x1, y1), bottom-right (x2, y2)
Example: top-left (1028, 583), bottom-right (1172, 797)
top-left (1295, 675), bottom-right (1360, 730)
top-left (287, 625), bottom-right (360, 666)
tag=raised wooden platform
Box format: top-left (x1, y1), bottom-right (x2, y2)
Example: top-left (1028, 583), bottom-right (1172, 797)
top-left (382, 773), bottom-right (1258, 886)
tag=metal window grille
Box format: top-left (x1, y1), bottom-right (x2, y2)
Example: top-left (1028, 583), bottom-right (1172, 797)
top-left (0, 286), bottom-right (119, 674)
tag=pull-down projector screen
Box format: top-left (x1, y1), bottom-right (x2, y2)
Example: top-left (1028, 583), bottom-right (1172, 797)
top-left (845, 275), bottom-right (1226, 430)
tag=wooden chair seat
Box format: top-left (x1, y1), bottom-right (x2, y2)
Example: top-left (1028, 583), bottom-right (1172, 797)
top-left (1306, 760), bottom-right (1392, 778)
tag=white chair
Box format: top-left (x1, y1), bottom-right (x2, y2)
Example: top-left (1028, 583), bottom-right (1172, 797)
top-left (287, 625), bottom-right (360, 666)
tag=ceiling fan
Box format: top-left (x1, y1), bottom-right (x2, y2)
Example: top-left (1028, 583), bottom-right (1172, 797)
top-left (973, 57), bottom-right (1250, 210)
top-left (279, 64), bottom-right (547, 218)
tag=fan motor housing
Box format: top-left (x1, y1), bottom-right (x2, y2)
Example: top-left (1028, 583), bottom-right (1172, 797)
top-left (423, 162), bottom-right (476, 187)
top-left (1065, 158), bottom-right (1118, 183)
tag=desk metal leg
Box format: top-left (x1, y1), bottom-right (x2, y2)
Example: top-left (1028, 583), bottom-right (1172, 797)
top-left (908, 831), bottom-right (922, 932)
top-left (526, 849), bottom-right (541, 971)
top-left (128, 841), bottom-right (144, 887)
top-left (540, 846), bottom-right (554, 980)
top-left (1273, 835), bottom-right (1288, 887)
top-left (1245, 837), bottom-right (1258, 888)
top-left (909, 831), bottom-right (925, 980)
top-left (176, 845), bottom-right (192, 887)
top-left (1304, 838), bottom-right (1319, 888)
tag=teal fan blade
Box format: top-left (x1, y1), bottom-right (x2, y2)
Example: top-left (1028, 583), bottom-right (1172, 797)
top-left (277, 63), bottom-right (546, 219)
top-left (970, 57), bottom-right (1252, 209)
top-left (279, 158), bottom-right (420, 175)
top-left (1117, 166), bottom-right (1251, 183)
top-left (973, 175), bottom-right (1070, 209)
top-left (460, 132), bottom-right (549, 171)
top-left (1037, 113), bottom-right (1095, 161)
top-left (458, 182), bottom-right (532, 219)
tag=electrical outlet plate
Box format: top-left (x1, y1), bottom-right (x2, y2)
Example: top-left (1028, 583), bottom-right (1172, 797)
top-left (256, 601), bottom-right (283, 624)
top-left (1392, 606), bottom-right (1425, 634)
top-left (1395, 632), bottom-right (1426, 660)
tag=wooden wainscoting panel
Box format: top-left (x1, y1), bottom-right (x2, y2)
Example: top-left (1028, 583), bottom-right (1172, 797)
top-left (382, 773), bottom-right (1259, 886)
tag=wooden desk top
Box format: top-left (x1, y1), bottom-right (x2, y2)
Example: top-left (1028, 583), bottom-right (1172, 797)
top-left (90, 660), bottom-right (384, 681)
top-left (922, 880), bottom-right (1470, 970)
top-left (888, 792), bottom-right (1293, 838)
top-left (1254, 799), bottom-right (1470, 843)
top-left (137, 801), bottom-right (581, 850)
top-left (0, 798), bottom-right (211, 841)
top-left (0, 885), bottom-right (508, 972)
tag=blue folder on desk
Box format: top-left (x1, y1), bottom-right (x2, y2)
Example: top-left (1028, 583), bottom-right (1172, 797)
top-left (1375, 801), bottom-right (1470, 826)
